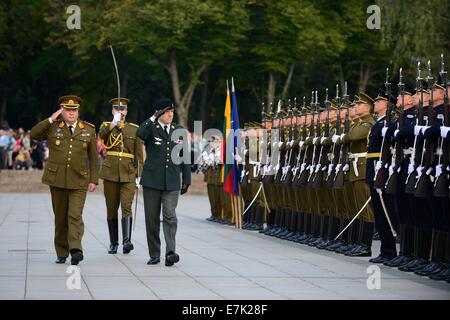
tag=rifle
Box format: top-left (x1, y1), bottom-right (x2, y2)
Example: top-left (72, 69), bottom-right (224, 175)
top-left (374, 68), bottom-right (393, 189)
top-left (292, 97), bottom-right (308, 186)
top-left (433, 53), bottom-right (449, 197)
top-left (415, 61), bottom-right (435, 197)
top-left (274, 100), bottom-right (286, 184)
top-left (308, 91), bottom-right (321, 187)
top-left (326, 84), bottom-right (341, 187)
top-left (385, 68), bottom-right (405, 194)
top-left (405, 62), bottom-right (424, 193)
top-left (312, 88), bottom-right (331, 188)
top-left (281, 99), bottom-right (298, 185)
top-left (334, 82), bottom-right (350, 189)
top-left (298, 92), bottom-right (316, 186)
top-left (261, 102), bottom-right (274, 183)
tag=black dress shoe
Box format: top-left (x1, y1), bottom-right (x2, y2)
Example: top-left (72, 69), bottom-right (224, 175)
top-left (165, 251), bottom-right (180, 267)
top-left (369, 254), bottom-right (395, 264)
top-left (429, 264), bottom-right (450, 281)
top-left (414, 261), bottom-right (443, 276)
top-left (70, 251), bottom-right (84, 265)
top-left (147, 257), bottom-right (160, 265)
top-left (55, 257), bottom-right (67, 264)
top-left (398, 257), bottom-right (428, 272)
top-left (384, 255), bottom-right (413, 267)
top-left (108, 243), bottom-right (119, 254)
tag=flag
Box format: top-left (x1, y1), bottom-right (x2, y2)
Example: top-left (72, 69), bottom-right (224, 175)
top-left (221, 81), bottom-right (231, 184)
top-left (223, 77), bottom-right (241, 195)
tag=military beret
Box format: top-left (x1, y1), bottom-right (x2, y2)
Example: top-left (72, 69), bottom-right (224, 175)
top-left (153, 98), bottom-right (174, 118)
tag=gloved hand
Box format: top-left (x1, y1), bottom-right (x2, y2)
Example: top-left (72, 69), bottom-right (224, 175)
top-left (112, 112), bottom-right (122, 126)
top-left (440, 126), bottom-right (450, 139)
top-left (136, 177), bottom-right (141, 189)
top-left (381, 127), bottom-right (388, 137)
top-left (180, 184), bottom-right (189, 195)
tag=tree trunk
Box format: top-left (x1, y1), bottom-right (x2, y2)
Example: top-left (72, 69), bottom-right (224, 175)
top-left (281, 61), bottom-right (296, 100)
top-left (267, 72), bottom-right (276, 110)
top-left (358, 64), bottom-right (370, 93)
top-left (167, 49), bottom-right (206, 128)
top-left (200, 67), bottom-right (209, 125)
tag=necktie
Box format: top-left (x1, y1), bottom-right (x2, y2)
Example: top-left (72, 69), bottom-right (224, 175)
top-left (69, 125), bottom-right (73, 135)
top-left (164, 125), bottom-right (168, 136)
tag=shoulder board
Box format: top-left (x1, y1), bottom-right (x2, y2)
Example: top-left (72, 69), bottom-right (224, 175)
top-left (102, 121), bottom-right (111, 126)
top-left (83, 121), bottom-right (95, 128)
top-left (128, 123), bottom-right (139, 128)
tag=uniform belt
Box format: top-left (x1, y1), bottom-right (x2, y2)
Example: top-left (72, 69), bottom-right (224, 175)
top-left (403, 147), bottom-right (414, 156)
top-left (366, 152), bottom-right (381, 159)
top-left (348, 152), bottom-right (367, 177)
top-left (107, 151), bottom-right (135, 159)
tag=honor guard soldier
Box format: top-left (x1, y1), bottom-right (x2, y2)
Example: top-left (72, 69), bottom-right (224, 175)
top-left (137, 99), bottom-right (191, 266)
top-left (99, 98), bottom-right (144, 254)
top-left (30, 95), bottom-right (99, 265)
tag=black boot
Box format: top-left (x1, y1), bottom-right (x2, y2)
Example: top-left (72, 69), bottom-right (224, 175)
top-left (255, 206), bottom-right (264, 231)
top-left (430, 231), bottom-right (450, 281)
top-left (122, 217), bottom-right (134, 254)
top-left (384, 224), bottom-right (414, 267)
top-left (107, 218), bottom-right (119, 254)
top-left (416, 229), bottom-right (446, 276)
top-left (348, 221), bottom-right (373, 257)
top-left (399, 227), bottom-right (430, 272)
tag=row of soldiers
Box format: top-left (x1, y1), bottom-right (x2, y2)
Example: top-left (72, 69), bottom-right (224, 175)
top-left (204, 56), bottom-right (450, 283)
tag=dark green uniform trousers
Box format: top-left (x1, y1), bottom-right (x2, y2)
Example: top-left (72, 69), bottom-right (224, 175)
top-left (143, 187), bottom-right (179, 258)
top-left (103, 180), bottom-right (135, 219)
top-left (50, 186), bottom-right (87, 257)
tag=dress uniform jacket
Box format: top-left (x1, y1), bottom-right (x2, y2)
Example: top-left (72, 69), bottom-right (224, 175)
top-left (99, 122), bottom-right (144, 182)
top-left (136, 118), bottom-right (191, 191)
top-left (30, 118), bottom-right (99, 189)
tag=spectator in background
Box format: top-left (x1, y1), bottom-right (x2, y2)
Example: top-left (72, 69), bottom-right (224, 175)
top-left (0, 129), bottom-right (8, 169)
top-left (31, 139), bottom-right (45, 170)
top-left (15, 146), bottom-right (30, 170)
top-left (96, 135), bottom-right (107, 167)
top-left (6, 129), bottom-right (16, 169)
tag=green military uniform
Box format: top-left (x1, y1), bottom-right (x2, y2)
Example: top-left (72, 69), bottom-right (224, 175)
top-left (340, 93), bottom-right (375, 257)
top-left (99, 97), bottom-right (144, 254)
top-left (30, 95), bottom-right (99, 265)
top-left (136, 99), bottom-right (191, 265)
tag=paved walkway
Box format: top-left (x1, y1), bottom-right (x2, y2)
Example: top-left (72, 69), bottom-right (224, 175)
top-left (0, 193), bottom-right (448, 300)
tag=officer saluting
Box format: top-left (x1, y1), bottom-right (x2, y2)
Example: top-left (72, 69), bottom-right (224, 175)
top-left (30, 95), bottom-right (99, 265)
top-left (99, 98), bottom-right (143, 254)
top-left (137, 99), bottom-right (191, 266)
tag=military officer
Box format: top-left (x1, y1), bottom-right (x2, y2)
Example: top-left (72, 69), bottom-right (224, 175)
top-left (137, 98), bottom-right (191, 266)
top-left (99, 98), bottom-right (144, 254)
top-left (366, 89), bottom-right (398, 263)
top-left (30, 95), bottom-right (99, 265)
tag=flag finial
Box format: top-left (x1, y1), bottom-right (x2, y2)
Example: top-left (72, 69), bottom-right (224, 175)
top-left (231, 77), bottom-right (235, 93)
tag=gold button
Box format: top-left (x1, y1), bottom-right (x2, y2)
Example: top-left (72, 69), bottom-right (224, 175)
top-left (166, 147), bottom-right (169, 151)
top-left (69, 145), bottom-right (72, 148)
top-left (69, 151), bottom-right (72, 154)
top-left (68, 158), bottom-right (71, 161)
top-left (70, 139), bottom-right (73, 142)
top-left (167, 153), bottom-right (169, 156)
top-left (119, 158), bottom-right (122, 161)
top-left (167, 142), bottom-right (169, 145)
top-left (166, 159), bottom-right (169, 162)
top-left (67, 164), bottom-right (70, 168)
top-left (165, 165), bottom-right (168, 168)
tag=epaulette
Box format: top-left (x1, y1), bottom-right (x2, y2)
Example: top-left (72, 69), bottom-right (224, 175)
top-left (101, 121), bottom-right (111, 127)
top-left (129, 122), bottom-right (139, 128)
top-left (83, 121), bottom-right (95, 128)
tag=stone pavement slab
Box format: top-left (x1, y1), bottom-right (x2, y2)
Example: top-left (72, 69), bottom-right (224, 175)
top-left (0, 193), bottom-right (449, 300)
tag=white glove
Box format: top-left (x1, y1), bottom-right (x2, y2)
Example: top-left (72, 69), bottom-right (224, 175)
top-left (112, 112), bottom-right (122, 125)
top-left (299, 141), bottom-right (304, 149)
top-left (381, 127), bottom-right (388, 137)
top-left (332, 135), bottom-right (340, 144)
top-left (136, 177), bottom-right (141, 189)
top-left (320, 137), bottom-right (327, 144)
top-left (440, 126), bottom-right (450, 138)
top-left (394, 129), bottom-right (399, 137)
top-left (312, 137), bottom-right (318, 145)
top-left (414, 125), bottom-right (422, 136)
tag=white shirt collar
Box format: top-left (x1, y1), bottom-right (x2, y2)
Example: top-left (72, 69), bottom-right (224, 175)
top-left (158, 120), bottom-right (171, 132)
top-left (66, 121), bottom-right (78, 130)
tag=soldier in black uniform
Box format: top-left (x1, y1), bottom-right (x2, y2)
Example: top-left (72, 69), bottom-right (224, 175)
top-left (367, 89), bottom-right (398, 263)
